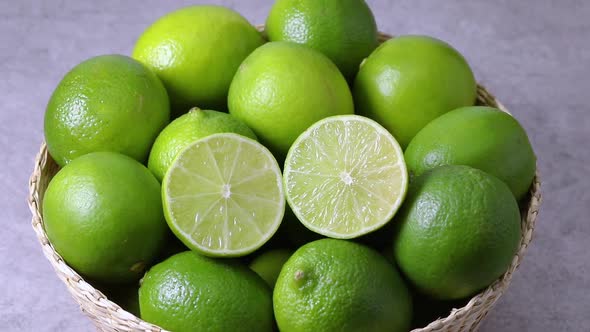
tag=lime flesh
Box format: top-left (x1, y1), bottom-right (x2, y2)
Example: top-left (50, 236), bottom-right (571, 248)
top-left (162, 133), bottom-right (285, 257)
top-left (284, 115), bottom-right (408, 239)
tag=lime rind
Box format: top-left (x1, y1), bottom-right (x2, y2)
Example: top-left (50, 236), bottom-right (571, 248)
top-left (284, 115), bottom-right (408, 239)
top-left (163, 133), bottom-right (285, 257)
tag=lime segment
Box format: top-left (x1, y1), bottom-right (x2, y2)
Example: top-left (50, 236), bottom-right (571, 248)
top-left (284, 115), bottom-right (408, 239)
top-left (163, 133), bottom-right (285, 257)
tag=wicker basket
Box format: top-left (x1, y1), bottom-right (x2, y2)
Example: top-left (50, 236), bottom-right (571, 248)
top-left (29, 31), bottom-right (542, 332)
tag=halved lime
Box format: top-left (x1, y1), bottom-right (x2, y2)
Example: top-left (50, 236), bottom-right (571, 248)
top-left (284, 115), bottom-right (408, 239)
top-left (162, 133), bottom-right (285, 257)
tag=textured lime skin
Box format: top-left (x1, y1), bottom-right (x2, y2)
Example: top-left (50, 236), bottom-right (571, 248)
top-left (44, 54), bottom-right (170, 166)
top-left (274, 239), bottom-right (412, 332)
top-left (353, 35), bottom-right (476, 148)
top-left (42, 152), bottom-right (168, 284)
top-left (228, 42), bottom-right (354, 158)
top-left (139, 251), bottom-right (273, 332)
top-left (393, 165), bottom-right (521, 300)
top-left (249, 249), bottom-right (292, 288)
top-left (148, 108), bottom-right (257, 181)
top-left (405, 106), bottom-right (536, 200)
top-left (133, 5), bottom-right (265, 114)
top-left (266, 0), bottom-right (378, 79)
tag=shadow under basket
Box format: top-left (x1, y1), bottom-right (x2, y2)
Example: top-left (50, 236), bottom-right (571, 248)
top-left (28, 31), bottom-right (542, 332)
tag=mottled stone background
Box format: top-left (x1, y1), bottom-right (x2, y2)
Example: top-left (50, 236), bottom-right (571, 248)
top-left (1, 0), bottom-right (588, 331)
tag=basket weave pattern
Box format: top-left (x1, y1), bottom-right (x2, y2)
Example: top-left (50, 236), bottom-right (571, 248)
top-left (28, 32), bottom-right (542, 332)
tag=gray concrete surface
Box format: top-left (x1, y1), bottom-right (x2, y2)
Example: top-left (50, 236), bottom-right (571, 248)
top-left (1, 0), bottom-right (589, 331)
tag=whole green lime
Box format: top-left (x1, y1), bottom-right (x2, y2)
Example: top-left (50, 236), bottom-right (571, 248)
top-left (266, 0), bottom-right (378, 79)
top-left (405, 106), bottom-right (536, 200)
top-left (139, 251), bottom-right (274, 332)
top-left (274, 239), bottom-right (412, 332)
top-left (148, 108), bottom-right (257, 181)
top-left (44, 54), bottom-right (170, 166)
top-left (228, 42), bottom-right (354, 158)
top-left (353, 35), bottom-right (476, 148)
top-left (43, 152), bottom-right (168, 284)
top-left (133, 5), bottom-right (265, 114)
top-left (393, 165), bottom-right (521, 300)
top-left (249, 249), bottom-right (292, 288)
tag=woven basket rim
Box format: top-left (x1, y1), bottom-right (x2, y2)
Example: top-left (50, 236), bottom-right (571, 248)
top-left (28, 31), bottom-right (542, 332)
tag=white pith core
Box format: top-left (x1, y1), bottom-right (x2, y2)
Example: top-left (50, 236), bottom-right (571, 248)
top-left (221, 184), bottom-right (231, 199)
top-left (339, 171), bottom-right (354, 185)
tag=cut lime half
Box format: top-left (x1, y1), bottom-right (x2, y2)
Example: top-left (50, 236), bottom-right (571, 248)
top-left (162, 133), bottom-right (285, 257)
top-left (284, 115), bottom-right (408, 239)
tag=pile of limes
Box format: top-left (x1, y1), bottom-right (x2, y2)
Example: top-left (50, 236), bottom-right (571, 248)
top-left (42, 1), bottom-right (536, 331)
